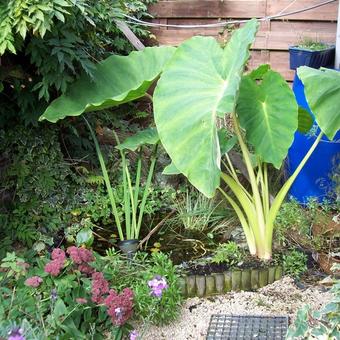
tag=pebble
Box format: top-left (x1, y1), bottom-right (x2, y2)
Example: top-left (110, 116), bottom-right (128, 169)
top-left (136, 276), bottom-right (332, 340)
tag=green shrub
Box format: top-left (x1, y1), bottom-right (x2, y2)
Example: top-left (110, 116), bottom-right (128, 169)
top-left (102, 250), bottom-right (182, 325)
top-left (287, 264), bottom-right (340, 339)
top-left (0, 248), bottom-right (182, 339)
top-left (0, 125), bottom-right (78, 254)
top-left (0, 0), bottom-right (156, 124)
top-left (212, 241), bottom-right (244, 267)
top-left (282, 249), bottom-right (308, 278)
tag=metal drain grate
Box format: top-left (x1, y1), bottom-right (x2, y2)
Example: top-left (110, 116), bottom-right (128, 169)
top-left (206, 315), bottom-right (288, 340)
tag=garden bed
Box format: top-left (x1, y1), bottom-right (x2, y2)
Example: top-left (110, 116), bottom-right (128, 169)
top-left (178, 265), bottom-right (283, 297)
top-left (135, 276), bottom-right (332, 339)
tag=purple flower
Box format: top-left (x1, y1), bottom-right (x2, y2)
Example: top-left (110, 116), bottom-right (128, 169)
top-left (129, 330), bottom-right (139, 340)
top-left (7, 327), bottom-right (25, 340)
top-left (148, 275), bottom-right (168, 298)
top-left (51, 288), bottom-right (58, 302)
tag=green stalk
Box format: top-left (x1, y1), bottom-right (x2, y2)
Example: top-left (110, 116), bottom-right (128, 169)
top-left (113, 131), bottom-right (138, 240)
top-left (122, 156), bottom-right (131, 239)
top-left (265, 132), bottom-right (323, 254)
top-left (134, 152), bottom-right (142, 212)
top-left (113, 131), bottom-right (131, 240)
top-left (83, 117), bottom-right (124, 241)
top-left (222, 158), bottom-right (253, 201)
top-left (136, 144), bottom-right (158, 237)
top-left (125, 163), bottom-right (138, 238)
top-left (218, 187), bottom-right (257, 255)
top-left (263, 163), bottom-right (270, 217)
top-left (220, 172), bottom-right (262, 254)
top-left (232, 112), bottom-right (266, 255)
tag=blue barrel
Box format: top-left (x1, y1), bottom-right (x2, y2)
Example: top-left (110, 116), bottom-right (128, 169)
top-left (286, 73), bottom-right (340, 203)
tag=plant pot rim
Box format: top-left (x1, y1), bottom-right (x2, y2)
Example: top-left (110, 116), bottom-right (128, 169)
top-left (118, 239), bottom-right (139, 244)
top-left (289, 44), bottom-right (335, 52)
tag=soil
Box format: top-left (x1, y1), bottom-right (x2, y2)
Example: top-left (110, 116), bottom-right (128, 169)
top-left (181, 256), bottom-right (275, 276)
top-left (134, 276), bottom-right (332, 340)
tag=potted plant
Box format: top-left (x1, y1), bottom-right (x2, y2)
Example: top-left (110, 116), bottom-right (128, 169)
top-left (40, 20), bottom-right (340, 262)
top-left (289, 38), bottom-right (335, 70)
top-left (85, 121), bottom-right (160, 258)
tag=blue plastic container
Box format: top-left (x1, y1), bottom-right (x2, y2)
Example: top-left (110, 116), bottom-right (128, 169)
top-left (289, 45), bottom-right (335, 70)
top-left (286, 73), bottom-right (340, 203)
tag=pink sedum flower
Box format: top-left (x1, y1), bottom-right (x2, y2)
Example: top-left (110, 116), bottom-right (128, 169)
top-left (44, 259), bottom-right (64, 276)
top-left (76, 298), bottom-right (88, 304)
top-left (25, 276), bottom-right (43, 288)
top-left (51, 248), bottom-right (66, 262)
top-left (78, 263), bottom-right (95, 274)
top-left (67, 246), bottom-right (94, 264)
top-left (104, 288), bottom-right (134, 326)
top-left (91, 272), bottom-right (109, 304)
top-left (148, 275), bottom-right (168, 298)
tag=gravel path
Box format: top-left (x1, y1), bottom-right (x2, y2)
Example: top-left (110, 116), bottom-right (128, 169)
top-left (137, 276), bottom-right (332, 340)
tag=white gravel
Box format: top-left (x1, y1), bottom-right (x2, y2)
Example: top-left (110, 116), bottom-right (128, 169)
top-left (137, 276), bottom-right (332, 340)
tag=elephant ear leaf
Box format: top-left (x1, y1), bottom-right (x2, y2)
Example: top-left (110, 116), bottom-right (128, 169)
top-left (218, 129), bottom-right (237, 155)
top-left (116, 128), bottom-right (159, 151)
top-left (154, 19), bottom-right (259, 197)
top-left (297, 107), bottom-right (313, 134)
top-left (40, 46), bottom-right (176, 123)
top-left (162, 162), bottom-right (181, 175)
top-left (236, 67), bottom-right (298, 168)
top-left (297, 66), bottom-right (340, 140)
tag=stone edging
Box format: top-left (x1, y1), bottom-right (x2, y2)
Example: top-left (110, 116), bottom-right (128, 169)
top-left (178, 265), bottom-right (283, 297)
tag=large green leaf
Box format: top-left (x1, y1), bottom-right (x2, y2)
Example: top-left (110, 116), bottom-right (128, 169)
top-left (236, 68), bottom-right (298, 168)
top-left (297, 67), bottom-right (340, 140)
top-left (40, 46), bottom-right (176, 123)
top-left (297, 107), bottom-right (313, 134)
top-left (218, 129), bottom-right (237, 155)
top-left (116, 127), bottom-right (159, 151)
top-left (154, 19), bottom-right (259, 197)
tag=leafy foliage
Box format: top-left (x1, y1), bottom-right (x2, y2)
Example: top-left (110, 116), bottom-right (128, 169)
top-left (154, 19), bottom-right (259, 198)
top-left (0, 122), bottom-right (181, 255)
top-left (0, 0), bottom-right (157, 124)
top-left (0, 248), bottom-right (181, 339)
top-left (0, 124), bottom-right (78, 254)
top-left (297, 67), bottom-right (340, 140)
top-left (171, 189), bottom-right (225, 232)
top-left (287, 264), bottom-right (340, 339)
top-left (237, 68), bottom-right (298, 168)
top-left (40, 47), bottom-right (175, 122)
top-left (282, 249), bottom-right (307, 278)
top-left (211, 241), bottom-right (244, 266)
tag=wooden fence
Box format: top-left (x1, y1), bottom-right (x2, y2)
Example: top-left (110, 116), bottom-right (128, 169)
top-left (149, 0), bottom-right (338, 81)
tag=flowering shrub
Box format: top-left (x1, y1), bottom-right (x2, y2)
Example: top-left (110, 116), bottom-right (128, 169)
top-left (105, 288), bottom-right (134, 325)
top-left (44, 247), bottom-right (66, 276)
top-left (24, 276), bottom-right (43, 288)
top-left (0, 248), bottom-right (182, 339)
top-left (91, 271), bottom-right (110, 304)
top-left (148, 276), bottom-right (168, 298)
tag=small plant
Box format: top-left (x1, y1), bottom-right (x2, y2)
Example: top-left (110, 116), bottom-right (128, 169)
top-left (212, 241), bottom-right (244, 266)
top-left (85, 121), bottom-right (160, 241)
top-left (283, 249), bottom-right (308, 279)
top-left (287, 264), bottom-right (340, 339)
top-left (297, 38), bottom-right (330, 51)
top-left (173, 189), bottom-right (224, 232)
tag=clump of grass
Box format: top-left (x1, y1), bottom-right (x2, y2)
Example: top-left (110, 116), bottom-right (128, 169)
top-left (297, 38), bottom-right (330, 51)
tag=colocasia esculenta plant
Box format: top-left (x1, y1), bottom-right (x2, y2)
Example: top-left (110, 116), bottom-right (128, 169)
top-left (40, 19), bottom-right (340, 260)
